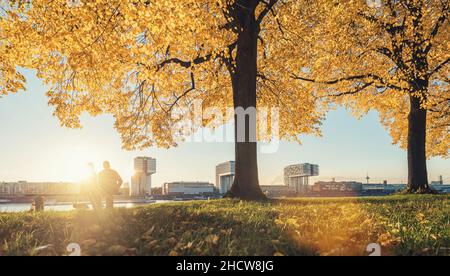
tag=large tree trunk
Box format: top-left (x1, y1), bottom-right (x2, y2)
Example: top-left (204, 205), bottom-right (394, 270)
top-left (406, 86), bottom-right (431, 193)
top-left (226, 0), bottom-right (266, 201)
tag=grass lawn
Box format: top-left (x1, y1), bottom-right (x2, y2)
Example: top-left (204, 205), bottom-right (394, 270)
top-left (0, 195), bottom-right (449, 256)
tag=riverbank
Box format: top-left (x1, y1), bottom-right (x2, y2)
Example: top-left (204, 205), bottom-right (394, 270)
top-left (0, 195), bottom-right (163, 204)
top-left (0, 201), bottom-right (164, 213)
top-left (0, 195), bottom-right (448, 256)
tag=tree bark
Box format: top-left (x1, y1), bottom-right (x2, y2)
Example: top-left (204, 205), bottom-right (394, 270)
top-left (226, 0), bottom-right (266, 201)
top-left (406, 83), bottom-right (431, 193)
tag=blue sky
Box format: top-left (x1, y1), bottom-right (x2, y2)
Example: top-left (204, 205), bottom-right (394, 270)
top-left (0, 70), bottom-right (448, 186)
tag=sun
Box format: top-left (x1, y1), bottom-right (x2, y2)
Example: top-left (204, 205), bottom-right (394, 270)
top-left (64, 148), bottom-right (99, 183)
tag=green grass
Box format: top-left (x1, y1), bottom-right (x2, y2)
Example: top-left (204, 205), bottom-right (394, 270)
top-left (0, 195), bottom-right (449, 256)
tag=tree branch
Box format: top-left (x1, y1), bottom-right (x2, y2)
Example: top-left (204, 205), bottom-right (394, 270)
top-left (292, 73), bottom-right (403, 93)
top-left (167, 72), bottom-right (196, 113)
top-left (429, 4), bottom-right (449, 40)
top-left (157, 42), bottom-right (237, 71)
top-left (256, 0), bottom-right (278, 25)
top-left (330, 82), bottom-right (374, 97)
top-left (429, 58), bottom-right (450, 77)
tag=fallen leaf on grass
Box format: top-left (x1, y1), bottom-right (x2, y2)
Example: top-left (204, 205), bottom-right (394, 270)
top-left (205, 234), bottom-right (219, 245)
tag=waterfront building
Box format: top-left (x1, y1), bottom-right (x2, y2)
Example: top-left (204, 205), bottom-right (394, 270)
top-left (163, 182), bottom-right (215, 196)
top-left (215, 161), bottom-right (235, 194)
top-left (130, 157), bottom-right (156, 197)
top-left (284, 164), bottom-right (320, 193)
top-left (0, 181), bottom-right (78, 197)
top-left (313, 181), bottom-right (363, 193)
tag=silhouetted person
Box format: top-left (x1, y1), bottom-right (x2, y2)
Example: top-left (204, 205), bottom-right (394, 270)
top-left (98, 161), bottom-right (123, 209)
top-left (80, 163), bottom-right (101, 210)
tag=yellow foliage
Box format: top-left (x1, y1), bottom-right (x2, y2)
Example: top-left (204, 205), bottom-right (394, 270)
top-left (0, 0), bottom-right (447, 158)
top-left (1, 0), bottom-right (328, 150)
top-left (285, 0), bottom-right (449, 157)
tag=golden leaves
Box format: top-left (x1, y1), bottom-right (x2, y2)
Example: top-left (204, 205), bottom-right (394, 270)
top-left (1, 0), bottom-right (447, 156)
top-left (1, 0), bottom-right (329, 149)
top-left (286, 0), bottom-right (450, 158)
top-left (0, 16), bottom-right (27, 96)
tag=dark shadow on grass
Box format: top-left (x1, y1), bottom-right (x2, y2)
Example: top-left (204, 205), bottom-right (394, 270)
top-left (0, 202), bottom-right (318, 256)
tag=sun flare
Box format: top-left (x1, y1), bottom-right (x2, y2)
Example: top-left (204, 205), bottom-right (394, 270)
top-left (63, 148), bottom-right (99, 183)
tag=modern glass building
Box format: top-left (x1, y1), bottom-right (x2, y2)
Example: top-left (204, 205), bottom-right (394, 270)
top-left (130, 157), bottom-right (156, 197)
top-left (215, 161), bottom-right (235, 194)
top-left (284, 164), bottom-right (319, 193)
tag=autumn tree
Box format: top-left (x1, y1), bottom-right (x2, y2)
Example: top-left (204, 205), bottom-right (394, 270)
top-left (3, 0), bottom-right (326, 200)
top-left (0, 4), bottom-right (26, 96)
top-left (291, 0), bottom-right (449, 193)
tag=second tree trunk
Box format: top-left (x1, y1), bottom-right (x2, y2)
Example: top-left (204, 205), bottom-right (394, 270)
top-left (407, 92), bottom-right (430, 193)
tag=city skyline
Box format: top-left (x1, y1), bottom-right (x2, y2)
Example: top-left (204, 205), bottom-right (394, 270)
top-left (0, 69), bottom-right (449, 187)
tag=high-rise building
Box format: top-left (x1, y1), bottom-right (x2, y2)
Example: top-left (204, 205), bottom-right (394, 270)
top-left (130, 157), bottom-right (156, 197)
top-left (284, 164), bottom-right (319, 193)
top-left (215, 161), bottom-right (235, 194)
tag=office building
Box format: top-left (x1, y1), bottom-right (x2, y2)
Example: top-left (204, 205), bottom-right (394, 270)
top-left (130, 157), bottom-right (156, 197)
top-left (163, 182), bottom-right (215, 196)
top-left (215, 161), bottom-right (235, 194)
top-left (284, 164), bottom-right (319, 193)
top-left (313, 181), bottom-right (363, 193)
top-left (0, 181), bottom-right (79, 197)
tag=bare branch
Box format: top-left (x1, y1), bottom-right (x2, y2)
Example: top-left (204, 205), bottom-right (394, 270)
top-left (167, 72), bottom-right (196, 113)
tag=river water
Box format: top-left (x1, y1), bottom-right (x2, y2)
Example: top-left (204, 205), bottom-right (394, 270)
top-left (0, 201), bottom-right (169, 213)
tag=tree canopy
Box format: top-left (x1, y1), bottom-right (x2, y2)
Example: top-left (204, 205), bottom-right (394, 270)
top-left (3, 0), bottom-right (326, 149)
top-left (1, 0), bottom-right (448, 196)
top-left (0, 4), bottom-right (26, 96)
top-left (291, 0), bottom-right (449, 158)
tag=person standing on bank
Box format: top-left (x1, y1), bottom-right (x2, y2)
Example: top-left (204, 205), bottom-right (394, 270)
top-left (98, 161), bottom-right (123, 209)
